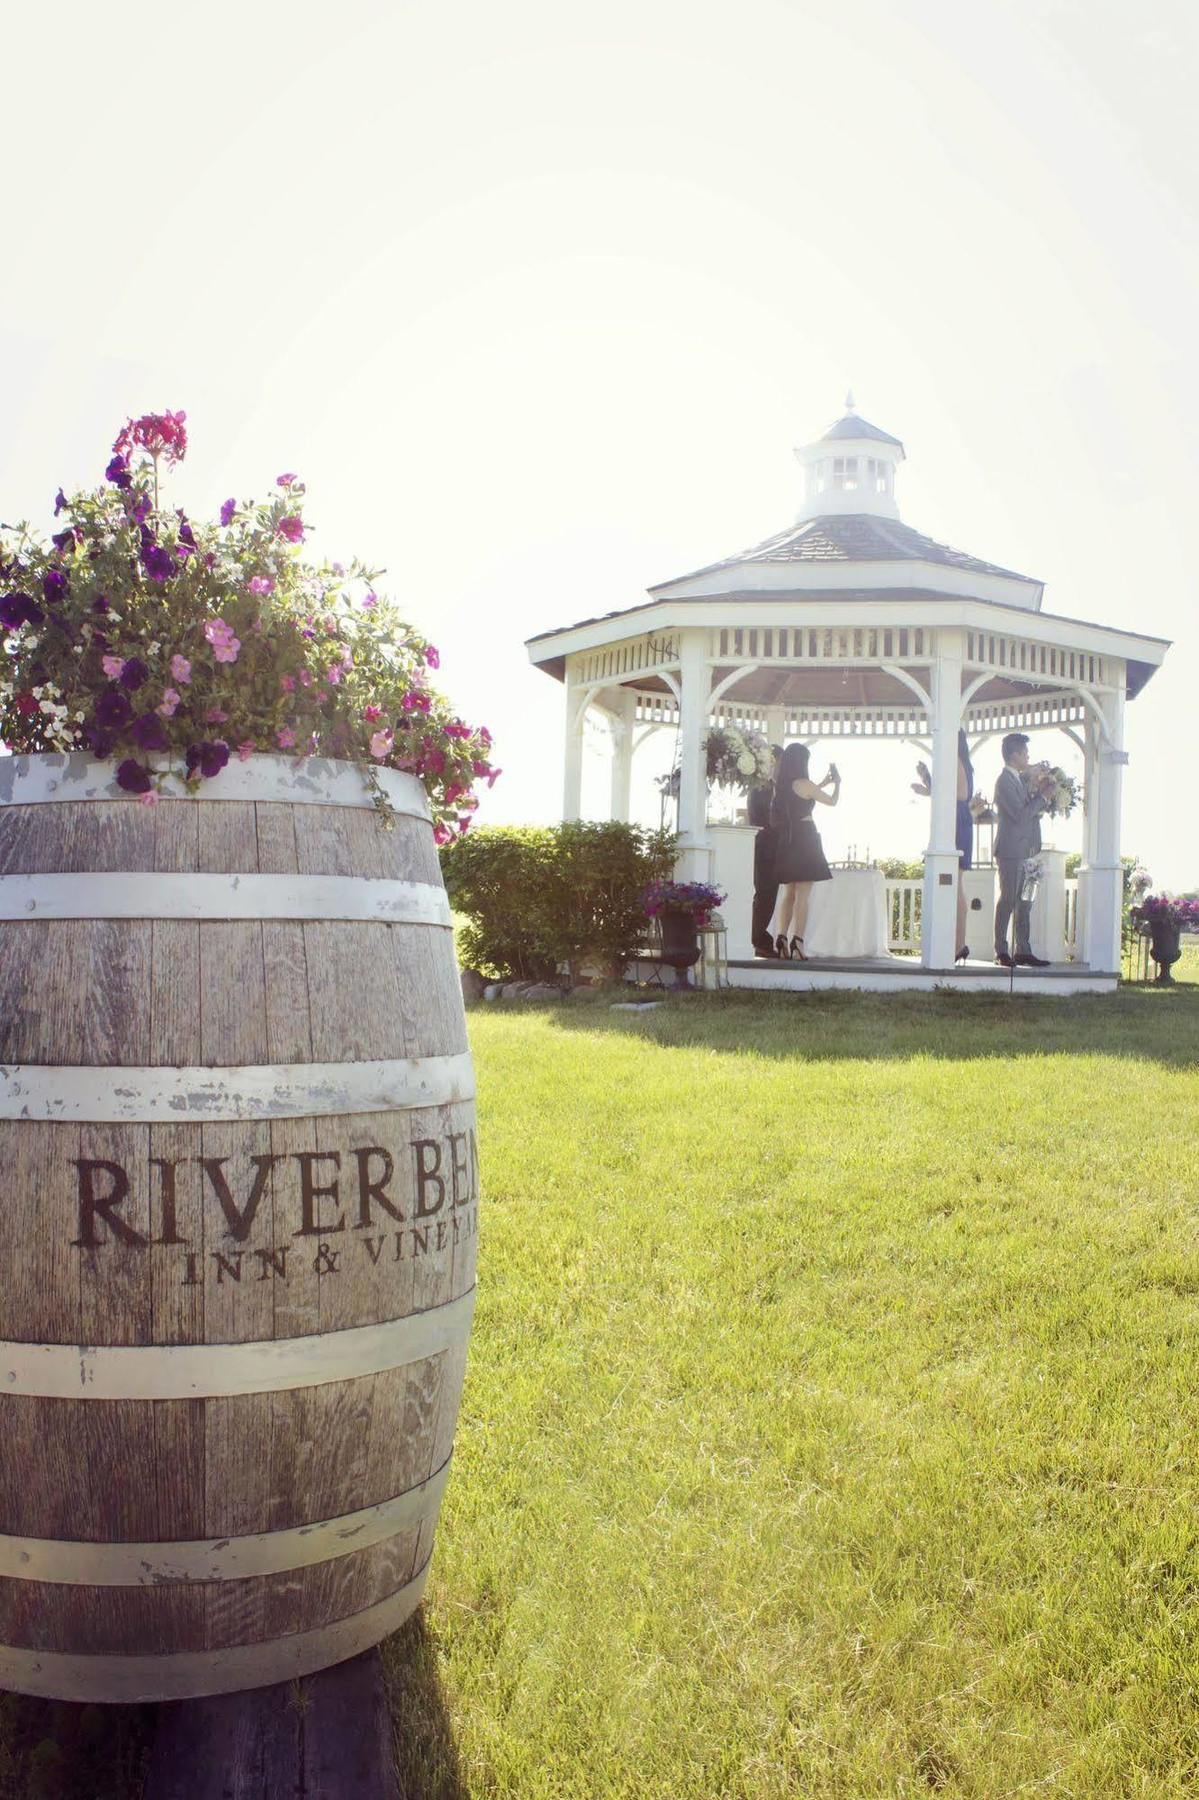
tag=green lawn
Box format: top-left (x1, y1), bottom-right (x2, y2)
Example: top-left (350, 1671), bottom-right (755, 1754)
top-left (390, 969), bottom-right (1199, 1797)
top-left (2, 968), bottom-right (1197, 1797)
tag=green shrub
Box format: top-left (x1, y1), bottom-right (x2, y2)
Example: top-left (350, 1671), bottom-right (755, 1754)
top-left (441, 822), bottom-right (676, 982)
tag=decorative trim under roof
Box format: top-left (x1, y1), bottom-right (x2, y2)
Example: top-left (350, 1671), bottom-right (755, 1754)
top-left (819, 411), bottom-right (905, 449)
top-left (650, 513), bottom-right (1039, 593)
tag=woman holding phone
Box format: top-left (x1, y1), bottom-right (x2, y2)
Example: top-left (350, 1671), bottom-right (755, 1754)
top-left (770, 741), bottom-right (841, 959)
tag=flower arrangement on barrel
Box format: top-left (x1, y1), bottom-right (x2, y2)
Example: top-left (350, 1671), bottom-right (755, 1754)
top-left (658, 726), bottom-right (773, 800)
top-left (0, 412), bottom-right (498, 841)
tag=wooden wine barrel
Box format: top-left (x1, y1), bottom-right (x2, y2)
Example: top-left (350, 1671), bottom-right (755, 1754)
top-left (0, 753), bottom-right (477, 1702)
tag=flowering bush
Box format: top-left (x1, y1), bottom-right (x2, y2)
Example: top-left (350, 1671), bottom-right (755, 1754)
top-left (642, 879), bottom-right (726, 928)
top-left (1131, 894), bottom-right (1199, 931)
top-left (0, 412), bottom-right (497, 841)
top-left (1027, 762), bottom-right (1079, 818)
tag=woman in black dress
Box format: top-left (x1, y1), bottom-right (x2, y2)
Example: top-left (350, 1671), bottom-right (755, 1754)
top-left (770, 741), bottom-right (840, 959)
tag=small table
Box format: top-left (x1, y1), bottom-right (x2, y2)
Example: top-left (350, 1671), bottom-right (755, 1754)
top-left (802, 867), bottom-right (889, 959)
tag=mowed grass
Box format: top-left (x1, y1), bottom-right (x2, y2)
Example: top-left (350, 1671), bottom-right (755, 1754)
top-left (389, 968), bottom-right (1199, 1798)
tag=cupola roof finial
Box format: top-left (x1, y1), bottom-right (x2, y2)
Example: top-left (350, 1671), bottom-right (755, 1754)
top-left (845, 387), bottom-right (856, 412)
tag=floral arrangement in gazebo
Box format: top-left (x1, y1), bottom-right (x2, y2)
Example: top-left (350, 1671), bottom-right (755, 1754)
top-left (658, 726), bottom-right (773, 801)
top-left (0, 412), bottom-right (497, 841)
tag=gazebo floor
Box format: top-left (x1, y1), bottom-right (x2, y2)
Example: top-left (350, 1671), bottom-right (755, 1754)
top-left (718, 956), bottom-right (1118, 997)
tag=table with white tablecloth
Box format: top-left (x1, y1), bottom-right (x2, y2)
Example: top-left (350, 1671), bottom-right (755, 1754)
top-left (797, 867), bottom-right (889, 959)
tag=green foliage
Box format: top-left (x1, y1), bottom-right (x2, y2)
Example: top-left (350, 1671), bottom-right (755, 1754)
top-left (879, 855), bottom-right (924, 879)
top-left (441, 820), bottom-right (676, 981)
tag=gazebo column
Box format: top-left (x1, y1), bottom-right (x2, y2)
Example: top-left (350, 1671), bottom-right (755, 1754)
top-left (921, 629), bottom-right (964, 970)
top-left (674, 629), bottom-right (712, 883)
top-left (562, 681), bottom-right (585, 822)
top-left (607, 688), bottom-right (637, 823)
top-left (762, 704), bottom-right (787, 753)
top-left (1080, 675), bottom-right (1127, 973)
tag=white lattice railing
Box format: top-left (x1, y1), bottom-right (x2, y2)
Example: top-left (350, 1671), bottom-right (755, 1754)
top-left (885, 876), bottom-right (1080, 955)
top-left (886, 880), bottom-right (922, 952)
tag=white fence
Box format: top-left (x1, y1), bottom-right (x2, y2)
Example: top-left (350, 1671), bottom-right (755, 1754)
top-left (884, 877), bottom-right (1079, 956)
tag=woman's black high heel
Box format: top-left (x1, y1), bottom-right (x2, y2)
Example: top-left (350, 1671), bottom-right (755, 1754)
top-left (790, 937), bottom-right (808, 961)
top-left (775, 934), bottom-right (790, 959)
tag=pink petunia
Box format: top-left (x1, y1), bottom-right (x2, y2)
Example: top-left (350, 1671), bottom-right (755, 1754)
top-left (297, 669), bottom-right (313, 687)
top-left (249, 576), bottom-right (275, 597)
top-left (157, 688), bottom-right (181, 717)
top-left (276, 727), bottom-right (296, 750)
top-left (170, 654), bottom-right (192, 684)
top-left (236, 740), bottom-right (256, 762)
top-left (361, 591), bottom-right (378, 609)
top-left (276, 472), bottom-right (297, 487)
top-left (138, 789), bottom-right (160, 807)
top-left (101, 655), bottom-right (124, 678)
top-left (280, 674), bottom-right (296, 693)
top-left (205, 707), bottom-right (228, 724)
top-left (276, 515), bottom-right (304, 544)
top-left (369, 729), bottom-right (394, 760)
top-left (326, 664), bottom-right (343, 685)
top-left (424, 644), bottom-right (440, 669)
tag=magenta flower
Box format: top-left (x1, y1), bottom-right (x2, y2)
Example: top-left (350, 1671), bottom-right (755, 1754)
top-left (204, 619), bottom-right (241, 664)
top-left (276, 726), bottom-right (297, 750)
top-left (276, 515), bottom-right (304, 544)
top-left (170, 654), bottom-right (191, 684)
top-left (249, 575), bottom-right (275, 597)
top-left (297, 669), bottom-right (314, 688)
top-left (280, 674), bottom-right (296, 693)
top-left (326, 664), bottom-right (343, 685)
top-left (236, 739), bottom-right (256, 762)
top-left (424, 644), bottom-right (440, 669)
top-left (363, 704), bottom-right (382, 722)
top-left (276, 472), bottom-right (297, 487)
top-left (220, 498), bottom-right (236, 527)
top-left (361, 591), bottom-right (378, 610)
top-left (204, 707), bottom-right (228, 724)
top-left (157, 688), bottom-right (181, 717)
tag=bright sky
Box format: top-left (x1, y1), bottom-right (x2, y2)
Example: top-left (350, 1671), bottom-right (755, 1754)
top-left (2, 1), bottom-right (1195, 885)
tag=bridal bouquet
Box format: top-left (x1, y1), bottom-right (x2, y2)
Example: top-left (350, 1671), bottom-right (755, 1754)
top-left (1027, 762), bottom-right (1080, 817)
top-left (0, 412), bottom-right (497, 841)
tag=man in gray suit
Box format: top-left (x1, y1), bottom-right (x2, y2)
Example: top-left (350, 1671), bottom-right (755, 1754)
top-left (994, 732), bottom-right (1050, 967)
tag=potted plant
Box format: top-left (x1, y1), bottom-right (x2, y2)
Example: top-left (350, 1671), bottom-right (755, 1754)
top-left (0, 410), bottom-right (498, 829)
top-left (1129, 894), bottom-right (1199, 985)
top-left (641, 878), bottom-right (726, 987)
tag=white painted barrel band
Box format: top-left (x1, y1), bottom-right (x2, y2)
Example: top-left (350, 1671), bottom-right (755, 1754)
top-left (0, 873), bottom-right (453, 926)
top-left (0, 1050), bottom-right (475, 1122)
top-left (0, 1557), bottom-right (431, 1702)
top-left (0, 1456), bottom-right (452, 1586)
top-left (0, 1286), bottom-right (474, 1400)
top-left (0, 753), bottom-right (430, 818)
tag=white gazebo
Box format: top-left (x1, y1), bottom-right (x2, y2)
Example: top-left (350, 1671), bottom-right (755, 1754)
top-left (526, 403), bottom-right (1170, 994)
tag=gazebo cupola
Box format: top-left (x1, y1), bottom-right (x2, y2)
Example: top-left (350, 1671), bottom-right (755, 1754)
top-left (795, 394), bottom-right (905, 522)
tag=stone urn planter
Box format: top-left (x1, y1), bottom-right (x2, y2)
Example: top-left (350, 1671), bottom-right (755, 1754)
top-left (1148, 917), bottom-right (1183, 984)
top-left (659, 908), bottom-right (702, 987)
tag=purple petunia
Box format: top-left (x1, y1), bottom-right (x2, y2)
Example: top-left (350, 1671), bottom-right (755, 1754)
top-left (118, 658), bottom-right (149, 691)
top-left (220, 498), bottom-right (236, 527)
top-left (0, 592), bottom-right (44, 630)
top-left (91, 595), bottom-right (110, 614)
top-left (141, 542), bottom-right (175, 583)
top-left (185, 739), bottom-right (230, 780)
top-left (42, 568), bottom-right (69, 603)
top-left (105, 454), bottom-right (132, 490)
top-left (94, 690), bottom-right (133, 731)
top-left (130, 712), bottom-right (170, 752)
top-left (115, 759), bottom-right (153, 794)
top-left (276, 515), bottom-right (304, 543)
top-left (54, 488), bottom-right (67, 515)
